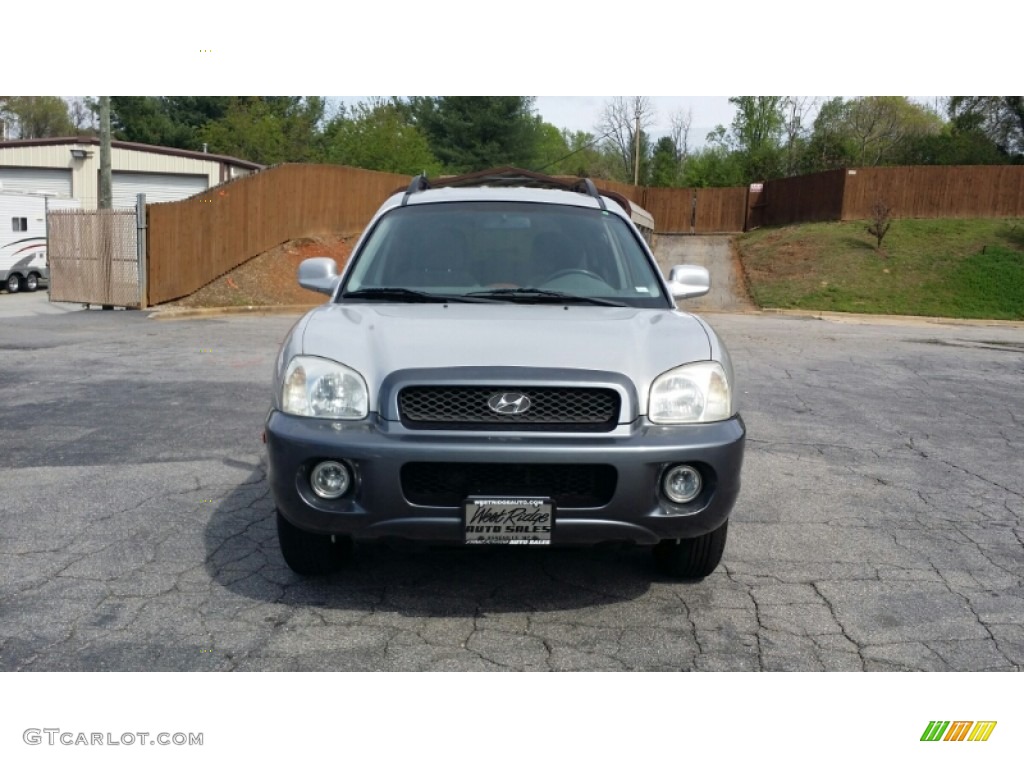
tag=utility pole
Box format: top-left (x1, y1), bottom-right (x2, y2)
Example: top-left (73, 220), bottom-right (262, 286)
top-left (98, 96), bottom-right (112, 209)
top-left (98, 96), bottom-right (113, 309)
top-left (633, 110), bottom-right (641, 186)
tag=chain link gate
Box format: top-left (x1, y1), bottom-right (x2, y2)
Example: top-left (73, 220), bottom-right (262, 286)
top-left (47, 195), bottom-right (146, 308)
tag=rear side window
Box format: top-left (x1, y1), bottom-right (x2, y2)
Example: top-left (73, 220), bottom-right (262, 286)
top-left (12, 217), bottom-right (28, 232)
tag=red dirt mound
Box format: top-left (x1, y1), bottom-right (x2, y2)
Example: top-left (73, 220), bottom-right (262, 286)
top-left (166, 233), bottom-right (358, 308)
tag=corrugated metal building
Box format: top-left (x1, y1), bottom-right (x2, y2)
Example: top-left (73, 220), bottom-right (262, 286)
top-left (0, 137), bottom-right (263, 209)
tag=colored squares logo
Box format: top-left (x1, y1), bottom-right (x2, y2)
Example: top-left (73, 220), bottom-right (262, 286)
top-left (921, 721), bottom-right (997, 742)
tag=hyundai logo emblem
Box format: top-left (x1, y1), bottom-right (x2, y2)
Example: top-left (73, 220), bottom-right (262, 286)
top-left (488, 392), bottom-right (532, 415)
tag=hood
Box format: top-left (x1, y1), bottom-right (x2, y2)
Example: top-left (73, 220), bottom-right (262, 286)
top-left (295, 303), bottom-right (711, 414)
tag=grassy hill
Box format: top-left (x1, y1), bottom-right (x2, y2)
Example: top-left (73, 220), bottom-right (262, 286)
top-left (736, 218), bottom-right (1024, 320)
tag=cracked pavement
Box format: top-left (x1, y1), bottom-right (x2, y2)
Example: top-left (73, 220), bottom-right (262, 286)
top-left (1, 306), bottom-right (1022, 671)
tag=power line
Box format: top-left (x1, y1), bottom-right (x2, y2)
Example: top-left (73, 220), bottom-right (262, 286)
top-left (532, 130), bottom-right (615, 174)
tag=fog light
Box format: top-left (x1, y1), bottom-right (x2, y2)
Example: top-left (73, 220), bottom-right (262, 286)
top-left (310, 461), bottom-right (351, 499)
top-left (662, 464), bottom-right (702, 504)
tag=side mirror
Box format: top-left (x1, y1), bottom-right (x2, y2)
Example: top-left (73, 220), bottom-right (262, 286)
top-left (668, 264), bottom-right (710, 299)
top-left (298, 257), bottom-right (340, 295)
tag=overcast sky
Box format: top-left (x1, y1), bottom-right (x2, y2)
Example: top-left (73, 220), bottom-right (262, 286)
top-left (534, 96), bottom-right (738, 140)
top-left (331, 96), bottom-right (945, 150)
top-left (332, 96), bottom-right (744, 148)
top-left (10, 3), bottom-right (1009, 144)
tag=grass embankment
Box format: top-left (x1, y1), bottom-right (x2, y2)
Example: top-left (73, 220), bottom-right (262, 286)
top-left (737, 219), bottom-right (1024, 320)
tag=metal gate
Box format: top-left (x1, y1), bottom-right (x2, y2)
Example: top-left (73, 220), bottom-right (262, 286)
top-left (47, 197), bottom-right (146, 308)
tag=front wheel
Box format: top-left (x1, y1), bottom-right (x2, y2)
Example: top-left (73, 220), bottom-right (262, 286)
top-left (653, 521), bottom-right (728, 579)
top-left (5, 273), bottom-right (21, 293)
top-left (25, 273), bottom-right (40, 292)
top-left (275, 509), bottom-right (352, 576)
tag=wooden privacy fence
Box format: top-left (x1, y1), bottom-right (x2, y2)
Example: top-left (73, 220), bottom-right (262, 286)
top-left (651, 166), bottom-right (1024, 233)
top-left (143, 163), bottom-right (1024, 305)
top-left (755, 169), bottom-right (846, 228)
top-left (146, 164), bottom-right (411, 305)
top-left (48, 209), bottom-right (141, 308)
top-left (645, 187), bottom-right (749, 233)
top-left (840, 166), bottom-right (1024, 220)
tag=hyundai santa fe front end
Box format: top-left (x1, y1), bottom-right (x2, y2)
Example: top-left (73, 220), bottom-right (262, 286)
top-left (265, 169), bottom-right (745, 579)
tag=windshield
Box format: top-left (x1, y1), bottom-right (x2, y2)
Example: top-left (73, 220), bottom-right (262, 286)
top-left (339, 201), bottom-right (669, 308)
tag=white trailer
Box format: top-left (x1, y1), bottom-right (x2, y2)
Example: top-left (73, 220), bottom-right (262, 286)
top-left (0, 188), bottom-right (81, 293)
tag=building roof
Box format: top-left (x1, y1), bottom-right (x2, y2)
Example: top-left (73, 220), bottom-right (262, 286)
top-left (0, 136), bottom-right (264, 170)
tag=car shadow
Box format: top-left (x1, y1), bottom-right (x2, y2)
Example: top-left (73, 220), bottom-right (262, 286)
top-left (204, 464), bottom-right (657, 616)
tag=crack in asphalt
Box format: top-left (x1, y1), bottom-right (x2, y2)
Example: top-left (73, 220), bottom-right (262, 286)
top-left (926, 557), bottom-right (1017, 670)
top-left (811, 582), bottom-right (867, 671)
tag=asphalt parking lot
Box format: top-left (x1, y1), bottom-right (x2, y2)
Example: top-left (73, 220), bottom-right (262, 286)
top-left (1, 301), bottom-right (1022, 671)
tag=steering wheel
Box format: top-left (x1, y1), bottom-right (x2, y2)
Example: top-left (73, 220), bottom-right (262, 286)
top-left (542, 268), bottom-right (607, 283)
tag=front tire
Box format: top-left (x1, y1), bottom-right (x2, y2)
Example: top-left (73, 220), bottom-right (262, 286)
top-left (653, 520), bottom-right (728, 579)
top-left (25, 273), bottom-right (40, 292)
top-left (5, 273), bottom-right (21, 293)
top-left (276, 509), bottom-right (352, 576)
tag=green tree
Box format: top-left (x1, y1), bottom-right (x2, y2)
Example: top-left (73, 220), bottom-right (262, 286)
top-left (949, 97), bottom-right (1023, 158)
top-left (681, 145), bottom-right (745, 188)
top-left (197, 99), bottom-right (282, 164)
top-left (0, 96), bottom-right (74, 139)
top-left (727, 96), bottom-right (785, 181)
top-left (530, 121), bottom-right (571, 173)
top-left (272, 96), bottom-right (327, 162)
top-left (323, 99), bottom-right (441, 175)
top-left (164, 97), bottom-right (231, 124)
top-left (198, 97), bottom-right (326, 164)
top-left (649, 136), bottom-right (681, 187)
top-left (110, 96), bottom-right (198, 148)
top-left (801, 97), bottom-right (858, 172)
top-left (799, 97), bottom-right (943, 171)
top-left (897, 127), bottom-right (1009, 165)
top-left (110, 96), bottom-right (323, 160)
top-left (409, 96), bottom-right (542, 172)
top-left (843, 96), bottom-right (942, 165)
top-left (536, 129), bottom-right (616, 179)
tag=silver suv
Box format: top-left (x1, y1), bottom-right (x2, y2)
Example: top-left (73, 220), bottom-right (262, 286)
top-left (265, 169), bottom-right (745, 579)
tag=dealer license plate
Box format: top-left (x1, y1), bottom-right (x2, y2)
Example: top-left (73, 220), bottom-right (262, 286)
top-left (464, 497), bottom-right (553, 545)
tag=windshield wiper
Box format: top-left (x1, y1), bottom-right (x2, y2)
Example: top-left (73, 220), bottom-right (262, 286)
top-left (341, 288), bottom-right (492, 304)
top-left (466, 288), bottom-right (626, 307)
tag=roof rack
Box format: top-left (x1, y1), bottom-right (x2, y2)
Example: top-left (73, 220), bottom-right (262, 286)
top-left (393, 166), bottom-right (607, 210)
top-left (401, 174), bottom-right (430, 206)
top-left (570, 177), bottom-right (606, 211)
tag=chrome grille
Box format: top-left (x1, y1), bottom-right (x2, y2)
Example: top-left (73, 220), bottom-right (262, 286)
top-left (398, 386), bottom-right (620, 431)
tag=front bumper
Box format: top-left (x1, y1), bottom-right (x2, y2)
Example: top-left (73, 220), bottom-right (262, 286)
top-left (265, 411), bottom-right (745, 546)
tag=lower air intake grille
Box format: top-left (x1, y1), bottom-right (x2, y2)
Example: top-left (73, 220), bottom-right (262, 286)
top-left (400, 463), bottom-right (617, 508)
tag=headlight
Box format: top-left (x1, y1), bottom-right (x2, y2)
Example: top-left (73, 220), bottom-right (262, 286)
top-left (282, 356), bottom-right (368, 419)
top-left (649, 361), bottom-right (732, 424)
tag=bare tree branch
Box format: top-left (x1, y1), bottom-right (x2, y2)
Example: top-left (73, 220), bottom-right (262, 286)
top-left (781, 96), bottom-right (817, 174)
top-left (669, 107), bottom-right (692, 163)
top-left (597, 96), bottom-right (655, 180)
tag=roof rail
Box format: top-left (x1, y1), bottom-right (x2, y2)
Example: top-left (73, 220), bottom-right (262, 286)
top-left (572, 177), bottom-right (606, 211)
top-left (391, 167), bottom-right (616, 212)
top-left (401, 174), bottom-right (430, 206)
